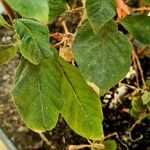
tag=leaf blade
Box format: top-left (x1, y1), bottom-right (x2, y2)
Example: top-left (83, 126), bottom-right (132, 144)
top-left (11, 58), bottom-right (62, 131)
top-left (48, 0), bottom-right (67, 23)
top-left (59, 59), bottom-right (103, 140)
top-left (0, 44), bottom-right (17, 65)
top-left (121, 15), bottom-right (150, 45)
top-left (5, 0), bottom-right (49, 24)
top-left (15, 19), bottom-right (53, 65)
top-left (86, 0), bottom-right (116, 30)
top-left (72, 21), bottom-right (132, 95)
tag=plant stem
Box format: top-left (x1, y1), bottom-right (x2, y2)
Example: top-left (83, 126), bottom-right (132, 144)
top-left (1, 0), bottom-right (16, 21)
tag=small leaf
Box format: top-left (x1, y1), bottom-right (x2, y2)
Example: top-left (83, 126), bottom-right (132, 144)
top-left (130, 109), bottom-right (141, 119)
top-left (59, 59), bottom-right (103, 140)
top-left (142, 91), bottom-right (150, 105)
top-left (0, 44), bottom-right (17, 65)
top-left (121, 15), bottom-right (150, 45)
top-left (5, 0), bottom-right (49, 24)
top-left (48, 0), bottom-right (67, 23)
top-left (14, 19), bottom-right (53, 65)
top-left (144, 0), bottom-right (150, 4)
top-left (104, 140), bottom-right (117, 150)
top-left (72, 21), bottom-right (132, 95)
top-left (131, 97), bottom-right (146, 113)
top-left (0, 15), bottom-right (12, 28)
top-left (86, 0), bottom-right (116, 30)
top-left (11, 58), bottom-right (63, 131)
top-left (142, 91), bottom-right (150, 111)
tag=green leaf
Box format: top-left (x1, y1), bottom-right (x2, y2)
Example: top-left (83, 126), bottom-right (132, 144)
top-left (121, 15), bottom-right (150, 45)
top-left (131, 97), bottom-right (146, 113)
top-left (142, 91), bottom-right (150, 105)
top-left (147, 103), bottom-right (150, 111)
top-left (14, 19), bottom-right (53, 65)
top-left (144, 0), bottom-right (150, 4)
top-left (0, 15), bottom-right (12, 28)
top-left (142, 91), bottom-right (150, 111)
top-left (5, 0), bottom-right (49, 24)
top-left (0, 44), bottom-right (17, 65)
top-left (86, 0), bottom-right (116, 30)
top-left (130, 109), bottom-right (141, 119)
top-left (59, 59), bottom-right (103, 140)
top-left (72, 21), bottom-right (132, 95)
top-left (11, 58), bottom-right (63, 131)
top-left (48, 0), bottom-right (67, 23)
top-left (104, 140), bottom-right (117, 150)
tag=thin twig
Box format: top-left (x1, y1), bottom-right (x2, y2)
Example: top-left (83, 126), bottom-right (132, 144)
top-left (1, 0), bottom-right (16, 21)
top-left (104, 132), bottom-right (129, 150)
top-left (132, 50), bottom-right (147, 89)
top-left (129, 120), bottom-right (143, 142)
top-left (62, 21), bottom-right (69, 34)
top-left (132, 7), bottom-right (150, 12)
top-left (38, 132), bottom-right (52, 146)
top-left (132, 50), bottom-right (140, 88)
top-left (69, 143), bottom-right (105, 150)
top-left (137, 46), bottom-right (149, 57)
top-left (77, 0), bottom-right (87, 27)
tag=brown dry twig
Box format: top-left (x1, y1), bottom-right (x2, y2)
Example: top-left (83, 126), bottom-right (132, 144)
top-left (0, 0), bottom-right (16, 20)
top-left (128, 120), bottom-right (143, 142)
top-left (132, 50), bottom-right (140, 88)
top-left (132, 7), bottom-right (150, 12)
top-left (38, 132), bottom-right (52, 146)
top-left (132, 50), bottom-right (147, 90)
top-left (69, 143), bottom-right (105, 150)
top-left (104, 132), bottom-right (129, 150)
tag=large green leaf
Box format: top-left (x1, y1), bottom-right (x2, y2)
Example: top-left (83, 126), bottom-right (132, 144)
top-left (0, 44), bottom-right (17, 65)
top-left (59, 59), bottom-right (103, 140)
top-left (121, 15), bottom-right (150, 45)
top-left (5, 0), bottom-right (49, 24)
top-left (14, 19), bottom-right (53, 65)
top-left (11, 58), bottom-right (63, 132)
top-left (48, 0), bottom-right (67, 23)
top-left (86, 0), bottom-right (116, 30)
top-left (72, 21), bottom-right (132, 95)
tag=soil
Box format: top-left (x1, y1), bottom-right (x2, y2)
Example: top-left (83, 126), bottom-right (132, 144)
top-left (0, 0), bottom-right (150, 150)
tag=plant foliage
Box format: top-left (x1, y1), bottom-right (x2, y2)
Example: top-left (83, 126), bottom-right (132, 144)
top-left (0, 0), bottom-right (150, 147)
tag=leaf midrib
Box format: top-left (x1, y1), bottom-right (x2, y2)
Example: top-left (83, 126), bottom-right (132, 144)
top-left (62, 70), bottom-right (96, 133)
top-left (17, 20), bottom-right (45, 57)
